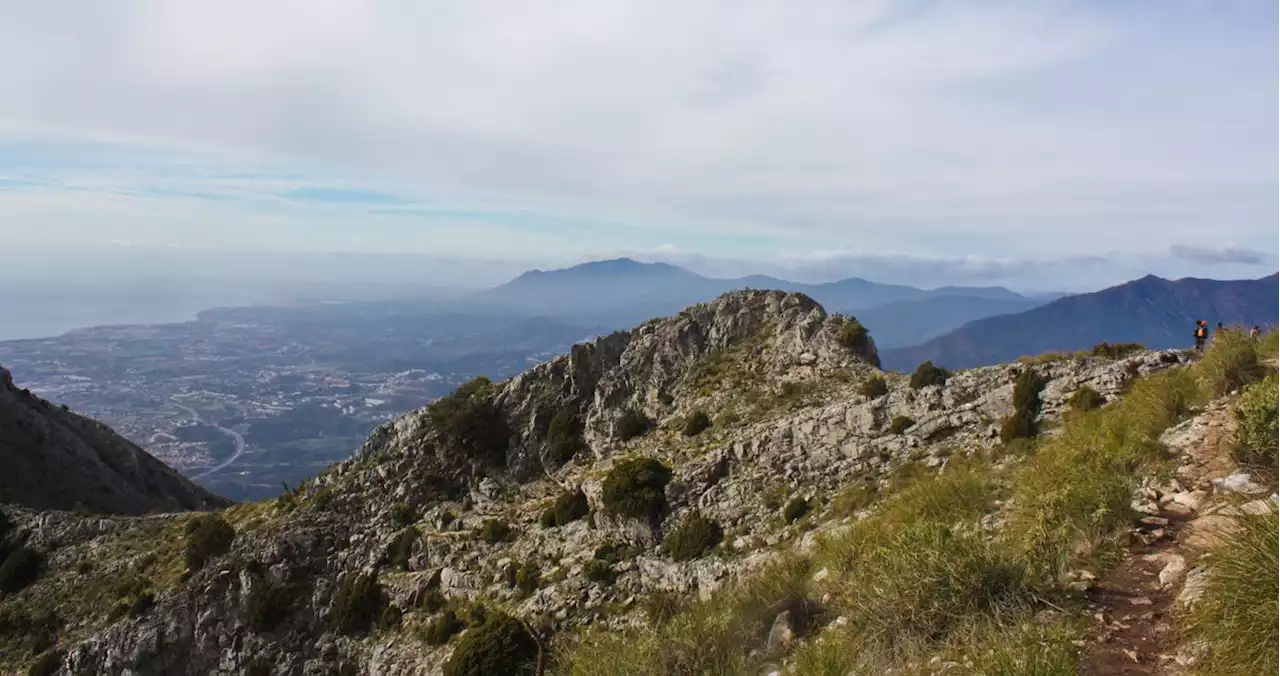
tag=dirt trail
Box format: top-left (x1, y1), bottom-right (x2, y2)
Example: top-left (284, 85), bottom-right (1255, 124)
top-left (1077, 398), bottom-right (1264, 675)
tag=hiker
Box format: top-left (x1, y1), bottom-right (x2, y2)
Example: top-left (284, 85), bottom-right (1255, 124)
top-left (1194, 320), bottom-right (1208, 352)
top-left (1250, 325), bottom-right (1261, 340)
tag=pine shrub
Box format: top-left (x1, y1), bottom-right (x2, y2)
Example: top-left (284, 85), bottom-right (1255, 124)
top-left (615, 409), bottom-right (653, 441)
top-left (0, 545), bottom-right (43, 594)
top-left (540, 489), bottom-right (589, 528)
top-left (601, 458), bottom-right (672, 521)
top-left (909, 361), bottom-right (950, 389)
top-left (859, 376), bottom-right (889, 399)
top-left (183, 514), bottom-right (236, 573)
top-left (663, 511), bottom-right (723, 562)
top-left (1000, 368), bottom-right (1048, 443)
top-left (330, 572), bottom-right (384, 636)
top-left (442, 612), bottom-right (540, 676)
top-left (427, 377), bottom-right (510, 467)
top-left (783, 497), bottom-right (810, 523)
top-left (545, 408), bottom-right (586, 464)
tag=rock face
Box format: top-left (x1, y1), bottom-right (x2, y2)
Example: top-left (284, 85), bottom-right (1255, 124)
top-left (0, 291), bottom-right (1195, 675)
top-left (0, 364), bottom-right (229, 515)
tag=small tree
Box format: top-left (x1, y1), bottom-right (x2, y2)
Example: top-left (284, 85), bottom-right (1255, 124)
top-left (1000, 368), bottom-right (1048, 443)
top-left (909, 361), bottom-right (950, 389)
top-left (602, 458), bottom-right (672, 521)
top-left (545, 408), bottom-right (586, 464)
top-left (859, 376), bottom-right (889, 399)
top-left (442, 612), bottom-right (540, 676)
top-left (183, 514), bottom-right (236, 573)
top-left (427, 377), bottom-right (511, 467)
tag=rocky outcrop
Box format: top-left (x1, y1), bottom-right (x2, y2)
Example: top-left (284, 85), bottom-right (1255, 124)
top-left (0, 365), bottom-right (229, 515)
top-left (0, 291), bottom-right (1195, 675)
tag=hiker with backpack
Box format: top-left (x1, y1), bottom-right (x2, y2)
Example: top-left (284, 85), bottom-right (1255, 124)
top-left (1194, 320), bottom-right (1208, 352)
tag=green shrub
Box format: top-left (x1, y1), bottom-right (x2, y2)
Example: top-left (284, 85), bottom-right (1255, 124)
top-left (783, 497), bottom-right (810, 523)
top-left (390, 502), bottom-right (416, 527)
top-left (0, 545), bottom-right (43, 594)
top-left (183, 514), bottom-right (236, 573)
top-left (602, 457), bottom-right (672, 521)
top-left (385, 528), bottom-right (418, 570)
top-left (664, 511), bottom-right (723, 562)
top-left (26, 650), bottom-right (64, 676)
top-left (682, 410), bottom-right (712, 437)
top-left (1091, 342), bottom-right (1144, 359)
top-left (442, 612), bottom-right (540, 676)
top-left (1068, 385), bottom-right (1104, 413)
top-left (837, 319), bottom-right (871, 353)
top-left (540, 490), bottom-right (589, 528)
top-left (514, 562), bottom-right (540, 596)
top-left (427, 376), bottom-right (510, 467)
top-left (859, 376), bottom-right (889, 399)
top-left (909, 361), bottom-right (950, 389)
top-left (1187, 509), bottom-right (1278, 676)
top-left (480, 519), bottom-right (512, 543)
top-left (423, 608), bottom-right (465, 645)
top-left (1234, 373), bottom-right (1278, 467)
top-left (330, 572), bottom-right (384, 635)
top-left (888, 416), bottom-right (914, 435)
top-left (546, 408), bottom-right (586, 464)
top-left (584, 560), bottom-right (617, 585)
top-left (1000, 367), bottom-right (1047, 442)
top-left (615, 409), bottom-right (653, 441)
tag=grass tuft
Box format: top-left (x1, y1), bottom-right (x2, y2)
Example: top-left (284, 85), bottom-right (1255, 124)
top-left (1187, 508), bottom-right (1278, 676)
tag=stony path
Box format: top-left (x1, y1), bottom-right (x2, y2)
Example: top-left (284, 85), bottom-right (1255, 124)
top-left (1077, 397), bottom-right (1277, 674)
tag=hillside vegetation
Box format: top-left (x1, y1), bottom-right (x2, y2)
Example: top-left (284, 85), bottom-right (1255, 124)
top-left (0, 291), bottom-right (1274, 676)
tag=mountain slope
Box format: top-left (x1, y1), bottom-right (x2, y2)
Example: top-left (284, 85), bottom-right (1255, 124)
top-left (0, 289), bottom-right (1208, 675)
top-left (856, 294), bottom-right (1048, 348)
top-left (0, 365), bottom-right (230, 515)
top-left (882, 273), bottom-right (1279, 370)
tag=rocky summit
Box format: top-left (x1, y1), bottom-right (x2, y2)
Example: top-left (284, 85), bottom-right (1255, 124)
top-left (0, 289), bottom-right (1267, 676)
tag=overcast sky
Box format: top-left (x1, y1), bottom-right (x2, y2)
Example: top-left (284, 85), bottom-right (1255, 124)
top-left (1, 0), bottom-right (1276, 291)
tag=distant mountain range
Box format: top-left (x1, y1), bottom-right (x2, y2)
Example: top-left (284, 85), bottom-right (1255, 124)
top-left (472, 258), bottom-right (1060, 348)
top-left (881, 273), bottom-right (1279, 371)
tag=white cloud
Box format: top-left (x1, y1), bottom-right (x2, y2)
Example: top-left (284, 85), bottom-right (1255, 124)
top-left (0, 0), bottom-right (1275, 277)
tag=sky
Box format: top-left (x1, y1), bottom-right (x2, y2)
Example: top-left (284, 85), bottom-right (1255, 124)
top-left (0, 0), bottom-right (1276, 292)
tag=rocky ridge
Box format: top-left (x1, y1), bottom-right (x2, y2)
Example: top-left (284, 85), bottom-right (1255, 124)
top-left (0, 290), bottom-right (1194, 675)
